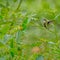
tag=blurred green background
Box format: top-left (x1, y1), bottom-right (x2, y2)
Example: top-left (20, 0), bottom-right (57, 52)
top-left (0, 0), bottom-right (60, 60)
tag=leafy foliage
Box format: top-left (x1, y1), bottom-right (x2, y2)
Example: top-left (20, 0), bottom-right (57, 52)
top-left (0, 0), bottom-right (60, 60)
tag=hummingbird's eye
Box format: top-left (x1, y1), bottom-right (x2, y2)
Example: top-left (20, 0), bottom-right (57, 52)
top-left (47, 21), bottom-right (50, 24)
top-left (47, 21), bottom-right (52, 24)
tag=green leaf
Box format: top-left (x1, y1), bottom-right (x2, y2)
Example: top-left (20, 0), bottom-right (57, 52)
top-left (16, 30), bottom-right (21, 43)
top-left (10, 48), bottom-right (15, 57)
top-left (22, 17), bottom-right (28, 31)
top-left (15, 30), bottom-right (24, 45)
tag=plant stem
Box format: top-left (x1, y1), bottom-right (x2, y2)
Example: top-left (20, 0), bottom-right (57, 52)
top-left (15, 0), bottom-right (23, 12)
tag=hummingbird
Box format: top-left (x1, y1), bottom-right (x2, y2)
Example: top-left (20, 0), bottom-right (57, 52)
top-left (43, 18), bottom-right (53, 29)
